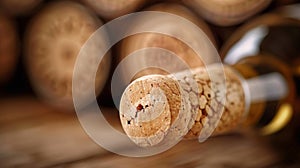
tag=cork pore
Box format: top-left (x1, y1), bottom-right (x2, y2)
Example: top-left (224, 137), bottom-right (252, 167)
top-left (186, 66), bottom-right (246, 139)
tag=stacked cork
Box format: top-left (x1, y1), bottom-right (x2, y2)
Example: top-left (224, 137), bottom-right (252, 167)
top-left (119, 65), bottom-right (246, 147)
top-left (24, 1), bottom-right (111, 109)
top-left (1, 0), bottom-right (276, 110)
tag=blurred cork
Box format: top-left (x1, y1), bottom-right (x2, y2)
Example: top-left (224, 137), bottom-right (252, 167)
top-left (117, 2), bottom-right (216, 82)
top-left (181, 0), bottom-right (272, 26)
top-left (79, 0), bottom-right (149, 20)
top-left (24, 1), bottom-right (111, 109)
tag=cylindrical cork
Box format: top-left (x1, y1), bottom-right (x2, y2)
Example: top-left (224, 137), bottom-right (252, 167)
top-left (80, 0), bottom-right (148, 21)
top-left (181, 0), bottom-right (272, 26)
top-left (24, 1), bottom-right (111, 109)
top-left (119, 65), bottom-right (246, 147)
top-left (117, 2), bottom-right (216, 81)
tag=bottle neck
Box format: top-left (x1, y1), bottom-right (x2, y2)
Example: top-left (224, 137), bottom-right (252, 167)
top-left (232, 55), bottom-right (295, 135)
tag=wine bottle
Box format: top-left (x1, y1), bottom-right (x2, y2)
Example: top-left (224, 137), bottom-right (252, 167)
top-left (220, 7), bottom-right (300, 163)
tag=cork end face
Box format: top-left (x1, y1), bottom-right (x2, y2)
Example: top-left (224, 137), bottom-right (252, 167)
top-left (119, 75), bottom-right (172, 147)
top-left (119, 74), bottom-right (187, 147)
top-left (24, 1), bottom-right (111, 109)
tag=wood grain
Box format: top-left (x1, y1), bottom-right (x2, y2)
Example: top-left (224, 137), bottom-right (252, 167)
top-left (63, 135), bottom-right (280, 168)
top-left (0, 97), bottom-right (109, 167)
top-left (0, 96), bottom-right (281, 167)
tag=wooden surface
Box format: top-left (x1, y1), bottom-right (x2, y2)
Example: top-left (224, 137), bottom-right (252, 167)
top-left (0, 96), bottom-right (287, 168)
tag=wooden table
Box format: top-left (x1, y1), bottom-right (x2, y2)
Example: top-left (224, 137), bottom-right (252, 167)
top-left (0, 96), bottom-right (290, 168)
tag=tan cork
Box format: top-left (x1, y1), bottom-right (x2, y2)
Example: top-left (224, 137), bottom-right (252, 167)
top-left (24, 1), bottom-right (111, 109)
top-left (181, 0), bottom-right (271, 26)
top-left (117, 2), bottom-right (216, 80)
top-left (119, 65), bottom-right (246, 147)
top-left (80, 0), bottom-right (147, 20)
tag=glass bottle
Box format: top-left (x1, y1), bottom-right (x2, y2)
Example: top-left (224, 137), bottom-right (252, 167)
top-left (221, 6), bottom-right (300, 163)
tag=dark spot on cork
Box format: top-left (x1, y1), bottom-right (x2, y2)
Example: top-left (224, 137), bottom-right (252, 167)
top-left (136, 104), bottom-right (144, 111)
top-left (127, 120), bottom-right (131, 125)
top-left (202, 109), bottom-right (208, 116)
top-left (62, 48), bottom-right (74, 61)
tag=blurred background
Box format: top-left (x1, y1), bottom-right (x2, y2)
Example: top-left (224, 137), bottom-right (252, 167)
top-left (0, 0), bottom-right (300, 167)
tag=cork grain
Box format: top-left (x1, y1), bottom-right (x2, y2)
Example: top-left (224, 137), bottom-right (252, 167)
top-left (120, 66), bottom-right (246, 146)
top-left (184, 66), bottom-right (246, 139)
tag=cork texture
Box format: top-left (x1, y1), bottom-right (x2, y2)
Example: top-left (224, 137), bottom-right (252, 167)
top-left (118, 2), bottom-right (216, 80)
top-left (184, 66), bottom-right (246, 139)
top-left (25, 1), bottom-right (111, 109)
top-left (182, 0), bottom-right (272, 26)
top-left (120, 75), bottom-right (186, 146)
top-left (120, 65), bottom-right (246, 146)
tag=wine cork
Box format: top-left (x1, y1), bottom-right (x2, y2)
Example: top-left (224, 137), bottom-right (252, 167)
top-left (117, 2), bottom-right (216, 80)
top-left (24, 1), bottom-right (111, 109)
top-left (181, 0), bottom-right (272, 26)
top-left (120, 65), bottom-right (246, 147)
top-left (79, 0), bottom-right (148, 20)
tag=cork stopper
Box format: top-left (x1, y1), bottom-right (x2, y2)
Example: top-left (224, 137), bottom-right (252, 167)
top-left (181, 0), bottom-right (272, 26)
top-left (24, 1), bottom-right (111, 109)
top-left (120, 65), bottom-right (246, 147)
